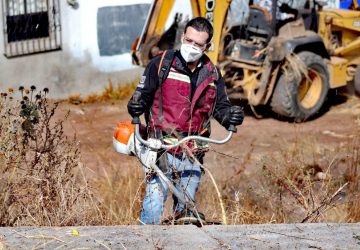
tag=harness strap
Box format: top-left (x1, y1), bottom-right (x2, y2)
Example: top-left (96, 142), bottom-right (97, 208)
top-left (157, 50), bottom-right (175, 123)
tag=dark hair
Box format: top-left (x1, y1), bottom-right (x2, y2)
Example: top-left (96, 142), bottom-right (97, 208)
top-left (184, 17), bottom-right (213, 43)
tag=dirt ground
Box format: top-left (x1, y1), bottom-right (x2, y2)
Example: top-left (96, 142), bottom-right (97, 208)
top-left (57, 92), bottom-right (360, 180)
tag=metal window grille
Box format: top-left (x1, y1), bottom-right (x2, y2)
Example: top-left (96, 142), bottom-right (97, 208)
top-left (2, 0), bottom-right (62, 57)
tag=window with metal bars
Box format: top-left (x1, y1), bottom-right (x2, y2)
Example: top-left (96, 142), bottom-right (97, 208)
top-left (2, 0), bottom-right (62, 57)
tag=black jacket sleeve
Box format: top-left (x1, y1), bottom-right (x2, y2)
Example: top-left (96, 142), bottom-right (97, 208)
top-left (212, 72), bottom-right (232, 128)
top-left (128, 56), bottom-right (161, 113)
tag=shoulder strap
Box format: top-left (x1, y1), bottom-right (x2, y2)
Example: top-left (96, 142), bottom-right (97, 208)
top-left (204, 57), bottom-right (219, 82)
top-left (158, 49), bottom-right (175, 83)
top-left (212, 65), bottom-right (219, 82)
top-left (157, 49), bottom-right (175, 123)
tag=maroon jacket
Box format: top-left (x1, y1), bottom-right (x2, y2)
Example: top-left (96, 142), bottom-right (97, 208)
top-left (149, 55), bottom-right (218, 134)
top-left (130, 50), bottom-right (232, 140)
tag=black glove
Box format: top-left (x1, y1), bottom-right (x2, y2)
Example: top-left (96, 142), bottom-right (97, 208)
top-left (279, 3), bottom-right (298, 17)
top-left (279, 3), bottom-right (291, 13)
top-left (229, 106), bottom-right (244, 126)
top-left (127, 98), bottom-right (145, 117)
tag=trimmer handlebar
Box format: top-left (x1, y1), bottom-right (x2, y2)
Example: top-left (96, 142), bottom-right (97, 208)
top-left (134, 123), bottom-right (234, 150)
top-left (131, 90), bottom-right (236, 149)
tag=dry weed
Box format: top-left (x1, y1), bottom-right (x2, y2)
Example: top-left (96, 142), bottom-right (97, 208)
top-left (91, 161), bottom-right (144, 225)
top-left (68, 79), bottom-right (137, 104)
top-left (0, 86), bottom-right (102, 226)
top-left (283, 53), bottom-right (308, 81)
top-left (345, 136), bottom-right (360, 222)
top-left (243, 135), bottom-right (359, 224)
top-left (95, 131), bottom-right (359, 225)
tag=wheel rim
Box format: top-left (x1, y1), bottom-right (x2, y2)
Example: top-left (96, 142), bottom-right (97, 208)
top-left (297, 69), bottom-right (323, 109)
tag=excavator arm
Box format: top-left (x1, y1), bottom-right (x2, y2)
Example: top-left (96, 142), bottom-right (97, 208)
top-left (352, 0), bottom-right (359, 9)
top-left (132, 0), bottom-right (232, 66)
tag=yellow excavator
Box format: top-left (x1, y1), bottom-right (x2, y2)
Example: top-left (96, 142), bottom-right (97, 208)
top-left (132, 0), bottom-right (360, 122)
top-left (317, 1), bottom-right (360, 94)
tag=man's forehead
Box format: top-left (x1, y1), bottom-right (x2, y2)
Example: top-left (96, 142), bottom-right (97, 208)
top-left (184, 27), bottom-right (209, 41)
top-left (185, 26), bottom-right (206, 34)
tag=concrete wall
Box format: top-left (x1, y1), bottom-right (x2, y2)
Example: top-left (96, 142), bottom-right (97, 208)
top-left (0, 0), bottom-right (150, 99)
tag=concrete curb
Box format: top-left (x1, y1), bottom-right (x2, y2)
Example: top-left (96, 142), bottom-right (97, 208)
top-left (0, 223), bottom-right (359, 249)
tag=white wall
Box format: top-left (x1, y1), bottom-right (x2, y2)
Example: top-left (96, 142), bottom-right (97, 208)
top-left (65, 0), bottom-right (151, 72)
top-left (63, 0), bottom-right (190, 72)
top-left (0, 0), bottom-right (150, 98)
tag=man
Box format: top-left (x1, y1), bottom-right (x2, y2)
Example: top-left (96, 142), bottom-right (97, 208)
top-left (127, 17), bottom-right (244, 225)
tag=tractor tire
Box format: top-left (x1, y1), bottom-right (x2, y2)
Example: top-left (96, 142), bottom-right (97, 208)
top-left (354, 65), bottom-right (360, 96)
top-left (270, 51), bottom-right (329, 122)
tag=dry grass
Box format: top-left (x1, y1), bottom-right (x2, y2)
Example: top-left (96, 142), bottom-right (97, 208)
top-left (91, 161), bottom-right (144, 225)
top-left (68, 79), bottom-right (137, 105)
top-left (283, 53), bottom-right (308, 81)
top-left (92, 131), bottom-right (359, 225)
top-left (222, 135), bottom-right (360, 224)
top-left (0, 86), bottom-right (103, 226)
top-left (344, 136), bottom-right (360, 222)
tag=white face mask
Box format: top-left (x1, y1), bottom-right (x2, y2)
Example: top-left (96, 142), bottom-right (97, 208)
top-left (180, 43), bottom-right (203, 63)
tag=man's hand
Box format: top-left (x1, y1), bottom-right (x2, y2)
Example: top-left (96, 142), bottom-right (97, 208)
top-left (279, 3), bottom-right (291, 13)
top-left (127, 99), bottom-right (145, 117)
top-left (229, 106), bottom-right (244, 126)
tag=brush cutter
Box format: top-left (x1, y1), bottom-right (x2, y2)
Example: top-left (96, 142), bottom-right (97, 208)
top-left (113, 92), bottom-right (236, 226)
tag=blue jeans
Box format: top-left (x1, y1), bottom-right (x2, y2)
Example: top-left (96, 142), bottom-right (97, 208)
top-left (140, 153), bottom-right (202, 224)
